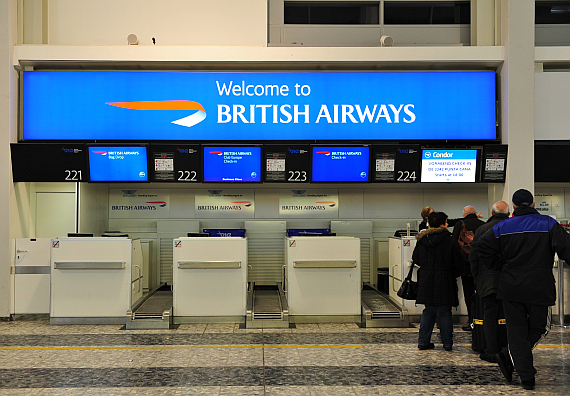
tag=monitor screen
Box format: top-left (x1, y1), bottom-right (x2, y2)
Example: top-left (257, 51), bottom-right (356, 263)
top-left (88, 146), bottom-right (149, 182)
top-left (10, 143), bottom-right (87, 182)
top-left (420, 149), bottom-right (479, 183)
top-left (149, 144), bottom-right (201, 182)
top-left (264, 144), bottom-right (310, 183)
top-left (203, 146), bottom-right (261, 182)
top-left (311, 146), bottom-right (370, 182)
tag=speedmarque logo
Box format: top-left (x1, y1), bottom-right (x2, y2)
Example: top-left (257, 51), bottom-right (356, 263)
top-left (106, 100), bottom-right (206, 127)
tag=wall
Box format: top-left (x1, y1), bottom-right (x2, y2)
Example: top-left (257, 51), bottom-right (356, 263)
top-left (103, 183), bottom-right (491, 224)
top-left (535, 71), bottom-right (570, 141)
top-left (46, 0), bottom-right (268, 46)
top-left (2, 0), bottom-right (18, 319)
top-left (78, 183), bottom-right (109, 236)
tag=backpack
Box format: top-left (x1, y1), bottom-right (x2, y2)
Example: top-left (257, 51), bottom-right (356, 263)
top-left (458, 221), bottom-right (474, 262)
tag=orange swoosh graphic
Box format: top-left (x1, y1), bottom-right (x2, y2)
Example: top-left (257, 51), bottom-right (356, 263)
top-left (106, 100), bottom-right (206, 112)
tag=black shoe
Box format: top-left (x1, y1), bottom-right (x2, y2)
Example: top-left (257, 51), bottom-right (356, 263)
top-left (418, 343), bottom-right (435, 350)
top-left (443, 345), bottom-right (453, 351)
top-left (462, 324), bottom-right (472, 331)
top-left (522, 378), bottom-right (535, 390)
top-left (480, 353), bottom-right (497, 363)
top-left (495, 351), bottom-right (514, 382)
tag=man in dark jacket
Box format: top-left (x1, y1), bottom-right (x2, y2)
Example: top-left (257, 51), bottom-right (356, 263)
top-left (469, 201), bottom-right (510, 362)
top-left (477, 189), bottom-right (570, 390)
top-left (453, 205), bottom-right (485, 331)
top-left (413, 211), bottom-right (464, 351)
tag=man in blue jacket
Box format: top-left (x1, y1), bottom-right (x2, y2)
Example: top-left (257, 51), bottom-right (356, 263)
top-left (477, 189), bottom-right (570, 390)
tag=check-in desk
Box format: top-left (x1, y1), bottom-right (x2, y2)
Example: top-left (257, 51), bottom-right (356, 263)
top-left (172, 237), bottom-right (248, 323)
top-left (388, 236), bottom-right (422, 316)
top-left (285, 236), bottom-right (361, 322)
top-left (50, 237), bottom-right (143, 325)
top-left (11, 238), bottom-right (52, 315)
top-left (389, 236), bottom-right (469, 319)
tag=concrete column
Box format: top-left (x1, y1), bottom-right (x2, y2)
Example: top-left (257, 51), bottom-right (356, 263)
top-left (498, 0), bottom-right (536, 205)
top-left (471, 0), bottom-right (496, 46)
top-left (0, 0), bottom-right (18, 318)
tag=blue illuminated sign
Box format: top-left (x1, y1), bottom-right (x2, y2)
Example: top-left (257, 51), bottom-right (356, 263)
top-left (88, 146), bottom-right (148, 182)
top-left (203, 146), bottom-right (261, 182)
top-left (22, 71), bottom-right (496, 141)
top-left (421, 149), bottom-right (478, 183)
top-left (312, 146), bottom-right (370, 182)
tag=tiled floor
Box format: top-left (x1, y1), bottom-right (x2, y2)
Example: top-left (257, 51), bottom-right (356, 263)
top-left (0, 317), bottom-right (568, 395)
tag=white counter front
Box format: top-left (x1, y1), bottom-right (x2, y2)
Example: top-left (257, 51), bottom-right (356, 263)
top-left (285, 236), bottom-right (361, 318)
top-left (50, 237), bottom-right (138, 324)
top-left (172, 237), bottom-right (248, 321)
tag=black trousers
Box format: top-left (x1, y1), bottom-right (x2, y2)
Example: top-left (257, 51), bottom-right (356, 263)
top-left (461, 274), bottom-right (475, 320)
top-left (502, 300), bottom-right (551, 382)
top-left (482, 294), bottom-right (502, 355)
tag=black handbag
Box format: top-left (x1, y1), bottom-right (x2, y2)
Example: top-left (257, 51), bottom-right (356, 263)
top-left (397, 264), bottom-right (418, 300)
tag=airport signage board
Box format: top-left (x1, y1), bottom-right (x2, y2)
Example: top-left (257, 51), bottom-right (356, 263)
top-left (109, 189), bottom-right (170, 218)
top-left (278, 189), bottom-right (339, 218)
top-left (22, 71), bottom-right (496, 141)
top-left (194, 189), bottom-right (255, 218)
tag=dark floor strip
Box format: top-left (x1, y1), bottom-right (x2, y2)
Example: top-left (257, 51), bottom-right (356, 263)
top-left (0, 365), bottom-right (567, 389)
top-left (0, 332), bottom-right (480, 347)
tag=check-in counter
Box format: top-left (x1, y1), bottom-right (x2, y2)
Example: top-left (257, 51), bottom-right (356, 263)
top-left (285, 236), bottom-right (361, 322)
top-left (50, 237), bottom-right (142, 325)
top-left (388, 236), bottom-right (422, 315)
top-left (11, 238), bottom-right (52, 315)
top-left (172, 236), bottom-right (248, 323)
top-left (389, 236), bottom-right (468, 318)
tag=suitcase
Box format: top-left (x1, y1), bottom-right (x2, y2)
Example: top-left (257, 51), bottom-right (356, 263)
top-left (471, 293), bottom-right (508, 353)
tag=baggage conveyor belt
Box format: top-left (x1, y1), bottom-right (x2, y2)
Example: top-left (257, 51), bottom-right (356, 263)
top-left (247, 284), bottom-right (289, 328)
top-left (361, 285), bottom-right (409, 328)
top-left (126, 285), bottom-right (173, 330)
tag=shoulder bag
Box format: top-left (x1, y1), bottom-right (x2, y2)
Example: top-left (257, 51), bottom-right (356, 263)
top-left (397, 263), bottom-right (418, 300)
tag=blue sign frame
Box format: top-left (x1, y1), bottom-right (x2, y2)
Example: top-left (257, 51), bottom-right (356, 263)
top-left (22, 71), bottom-right (497, 141)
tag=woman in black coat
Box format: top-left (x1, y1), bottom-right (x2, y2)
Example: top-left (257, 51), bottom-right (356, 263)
top-left (412, 211), bottom-right (464, 351)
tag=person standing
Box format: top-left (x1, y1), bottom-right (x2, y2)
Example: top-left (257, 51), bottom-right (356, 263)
top-left (477, 189), bottom-right (570, 390)
top-left (418, 206), bottom-right (434, 231)
top-left (469, 201), bottom-right (510, 362)
top-left (453, 205), bottom-right (485, 331)
top-left (413, 211), bottom-right (464, 351)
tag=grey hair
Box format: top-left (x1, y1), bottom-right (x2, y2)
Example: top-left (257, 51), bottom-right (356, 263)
top-left (491, 201), bottom-right (509, 214)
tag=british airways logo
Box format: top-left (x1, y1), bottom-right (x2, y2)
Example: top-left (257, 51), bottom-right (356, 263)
top-left (106, 100), bottom-right (206, 128)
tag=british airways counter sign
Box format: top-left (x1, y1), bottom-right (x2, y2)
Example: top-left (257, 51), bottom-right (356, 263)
top-left (23, 71), bottom-right (496, 141)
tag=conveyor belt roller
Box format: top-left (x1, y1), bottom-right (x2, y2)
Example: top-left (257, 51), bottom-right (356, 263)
top-left (126, 285), bottom-right (173, 330)
top-left (361, 284), bottom-right (409, 328)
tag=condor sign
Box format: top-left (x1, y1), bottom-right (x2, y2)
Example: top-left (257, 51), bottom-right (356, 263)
top-left (22, 71), bottom-right (496, 141)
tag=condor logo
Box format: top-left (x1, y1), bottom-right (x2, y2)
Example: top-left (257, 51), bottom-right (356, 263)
top-left (106, 100), bottom-right (206, 128)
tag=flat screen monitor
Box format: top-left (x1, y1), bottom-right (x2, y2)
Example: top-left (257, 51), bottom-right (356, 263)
top-left (88, 146), bottom-right (149, 182)
top-left (10, 143), bottom-right (87, 182)
top-left (263, 144), bottom-right (310, 183)
top-left (311, 146), bottom-right (370, 182)
top-left (482, 144), bottom-right (508, 183)
top-left (149, 144), bottom-right (201, 182)
top-left (203, 146), bottom-right (261, 182)
top-left (420, 149), bottom-right (479, 183)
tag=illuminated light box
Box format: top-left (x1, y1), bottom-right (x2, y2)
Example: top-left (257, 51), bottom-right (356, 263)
top-left (88, 146), bottom-right (149, 182)
top-left (22, 71), bottom-right (497, 141)
top-left (311, 146), bottom-right (370, 182)
top-left (203, 146), bottom-right (261, 182)
top-left (420, 149), bottom-right (479, 183)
